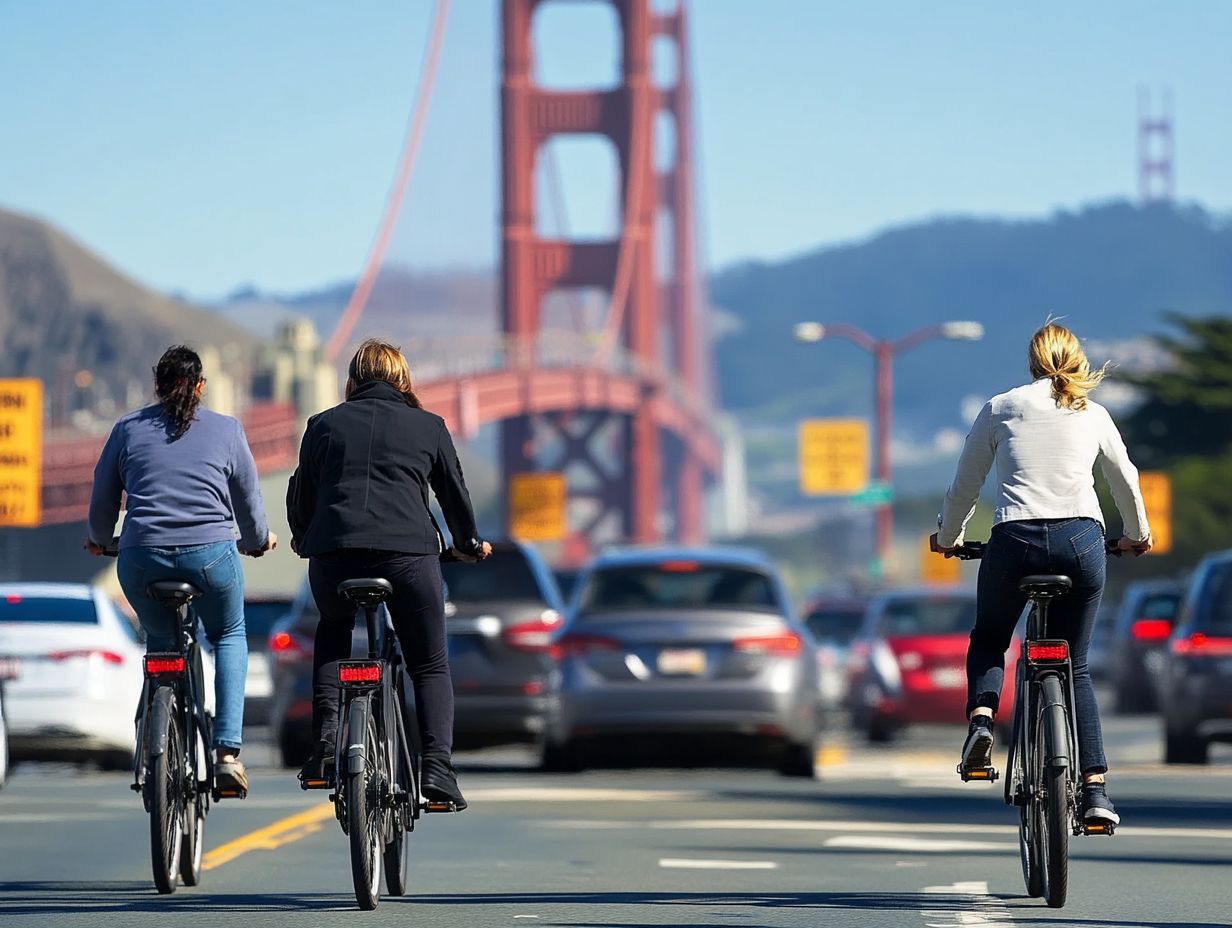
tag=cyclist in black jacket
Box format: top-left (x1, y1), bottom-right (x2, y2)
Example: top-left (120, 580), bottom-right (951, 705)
top-left (287, 338), bottom-right (489, 808)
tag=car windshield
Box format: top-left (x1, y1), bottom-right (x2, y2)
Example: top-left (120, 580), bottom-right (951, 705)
top-left (878, 597), bottom-right (975, 637)
top-left (581, 563), bottom-right (778, 613)
top-left (804, 607), bottom-right (865, 646)
top-left (440, 551), bottom-right (544, 604)
top-left (244, 600), bottom-right (291, 640)
top-left (0, 594), bottom-right (98, 624)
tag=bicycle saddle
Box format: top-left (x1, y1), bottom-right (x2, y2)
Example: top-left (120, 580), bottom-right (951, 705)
top-left (1018, 574), bottom-right (1072, 598)
top-left (338, 578), bottom-right (394, 606)
top-left (146, 580), bottom-right (203, 605)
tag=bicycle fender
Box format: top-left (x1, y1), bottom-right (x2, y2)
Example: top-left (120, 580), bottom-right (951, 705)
top-left (346, 695), bottom-right (369, 775)
top-left (1039, 674), bottom-right (1071, 771)
top-left (147, 686), bottom-right (176, 759)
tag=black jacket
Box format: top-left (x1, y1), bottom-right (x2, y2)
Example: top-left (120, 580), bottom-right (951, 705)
top-left (286, 380), bottom-right (483, 557)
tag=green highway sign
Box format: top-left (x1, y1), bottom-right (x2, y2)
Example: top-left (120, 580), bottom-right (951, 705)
top-left (851, 481), bottom-right (893, 505)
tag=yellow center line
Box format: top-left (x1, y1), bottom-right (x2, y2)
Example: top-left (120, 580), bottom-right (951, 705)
top-left (202, 802), bottom-right (335, 871)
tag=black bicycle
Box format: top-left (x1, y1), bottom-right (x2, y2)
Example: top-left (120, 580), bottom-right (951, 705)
top-left (944, 538), bottom-right (1122, 909)
top-left (300, 572), bottom-right (459, 910)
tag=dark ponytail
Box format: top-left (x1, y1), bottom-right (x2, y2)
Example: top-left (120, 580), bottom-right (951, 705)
top-left (153, 345), bottom-right (204, 440)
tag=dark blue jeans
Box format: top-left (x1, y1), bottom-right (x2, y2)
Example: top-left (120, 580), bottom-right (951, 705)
top-left (968, 518), bottom-right (1108, 774)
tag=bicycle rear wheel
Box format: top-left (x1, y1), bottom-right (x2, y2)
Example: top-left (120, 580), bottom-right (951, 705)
top-left (383, 690), bottom-right (411, 896)
top-left (346, 696), bottom-right (383, 910)
top-left (148, 695), bottom-right (184, 895)
top-left (1039, 676), bottom-right (1071, 908)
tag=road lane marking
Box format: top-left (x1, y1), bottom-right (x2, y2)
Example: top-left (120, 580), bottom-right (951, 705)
top-left (920, 880), bottom-right (1013, 927)
top-left (466, 787), bottom-right (699, 802)
top-left (202, 803), bottom-right (333, 871)
top-left (547, 818), bottom-right (1232, 841)
top-left (658, 858), bottom-right (779, 870)
top-left (827, 836), bottom-right (1006, 853)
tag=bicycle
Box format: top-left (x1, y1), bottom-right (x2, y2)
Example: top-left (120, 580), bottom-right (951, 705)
top-left (105, 542), bottom-right (255, 894)
top-left (941, 537), bottom-right (1123, 909)
top-left (299, 557), bottom-right (463, 910)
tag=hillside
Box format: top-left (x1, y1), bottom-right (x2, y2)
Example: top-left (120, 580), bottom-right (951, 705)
top-left (0, 206), bottom-right (257, 416)
top-left (709, 200), bottom-right (1232, 501)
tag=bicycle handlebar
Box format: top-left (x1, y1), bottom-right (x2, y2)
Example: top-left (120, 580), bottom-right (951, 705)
top-left (929, 535), bottom-right (1128, 561)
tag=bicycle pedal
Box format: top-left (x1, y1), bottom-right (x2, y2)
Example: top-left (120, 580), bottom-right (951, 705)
top-left (957, 763), bottom-right (999, 782)
top-left (1080, 821), bottom-right (1115, 836)
top-left (300, 777), bottom-right (333, 791)
top-left (214, 787), bottom-right (247, 800)
top-left (422, 800), bottom-right (458, 814)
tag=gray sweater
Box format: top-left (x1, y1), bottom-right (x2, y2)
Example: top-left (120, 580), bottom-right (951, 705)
top-left (938, 379), bottom-right (1150, 548)
top-left (88, 404), bottom-right (269, 552)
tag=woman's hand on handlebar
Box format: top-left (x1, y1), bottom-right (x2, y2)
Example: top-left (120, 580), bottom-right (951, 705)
top-left (239, 531), bottom-right (278, 558)
top-left (451, 541), bottom-right (492, 564)
top-left (929, 532), bottom-right (958, 558)
top-left (1116, 534), bottom-right (1152, 557)
top-left (83, 538), bottom-right (108, 557)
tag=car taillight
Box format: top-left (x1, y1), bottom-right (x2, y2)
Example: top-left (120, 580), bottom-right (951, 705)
top-left (50, 649), bottom-right (124, 665)
top-left (1172, 633), bottom-right (1232, 656)
top-left (338, 661), bottom-right (382, 684)
top-left (503, 610), bottom-right (563, 653)
top-left (269, 629), bottom-right (310, 664)
top-left (144, 654), bottom-right (185, 676)
top-left (1027, 640), bottom-right (1069, 663)
top-left (555, 633), bottom-right (621, 658)
top-left (733, 632), bottom-right (803, 657)
top-left (1131, 619), bottom-right (1171, 641)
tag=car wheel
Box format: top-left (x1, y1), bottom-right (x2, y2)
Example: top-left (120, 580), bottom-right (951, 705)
top-left (279, 731), bottom-right (313, 769)
top-left (1115, 682), bottom-right (1151, 715)
top-left (540, 740), bottom-right (582, 773)
top-left (98, 750), bottom-right (133, 772)
top-left (777, 740), bottom-right (817, 778)
top-left (1164, 725), bottom-right (1208, 765)
top-left (867, 716), bottom-right (896, 744)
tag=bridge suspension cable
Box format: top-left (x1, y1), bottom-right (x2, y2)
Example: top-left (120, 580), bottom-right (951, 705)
top-left (326, 0), bottom-right (453, 364)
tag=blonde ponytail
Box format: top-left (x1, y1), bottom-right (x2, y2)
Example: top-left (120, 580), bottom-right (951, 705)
top-left (1027, 322), bottom-right (1106, 411)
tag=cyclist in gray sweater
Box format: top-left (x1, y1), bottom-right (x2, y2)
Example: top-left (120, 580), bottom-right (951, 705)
top-left (86, 345), bottom-right (276, 792)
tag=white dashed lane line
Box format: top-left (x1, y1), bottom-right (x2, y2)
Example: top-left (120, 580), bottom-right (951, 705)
top-left (658, 858), bottom-right (780, 870)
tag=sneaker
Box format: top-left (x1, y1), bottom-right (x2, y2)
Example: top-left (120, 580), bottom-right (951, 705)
top-left (421, 755), bottom-right (467, 811)
top-left (215, 756), bottom-right (249, 793)
top-left (961, 715), bottom-right (995, 770)
top-left (1081, 783), bottom-right (1120, 826)
top-left (298, 742), bottom-right (336, 783)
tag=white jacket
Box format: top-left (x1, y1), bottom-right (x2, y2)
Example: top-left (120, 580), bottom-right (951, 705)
top-left (937, 379), bottom-right (1150, 547)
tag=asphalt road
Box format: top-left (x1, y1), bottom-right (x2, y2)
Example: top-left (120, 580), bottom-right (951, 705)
top-left (1, 717), bottom-right (1229, 928)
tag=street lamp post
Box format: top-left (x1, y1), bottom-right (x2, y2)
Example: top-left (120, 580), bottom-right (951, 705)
top-left (793, 320), bottom-right (984, 575)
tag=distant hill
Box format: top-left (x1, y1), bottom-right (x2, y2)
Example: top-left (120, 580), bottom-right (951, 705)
top-left (709, 200), bottom-right (1232, 501)
top-left (0, 206), bottom-right (257, 418)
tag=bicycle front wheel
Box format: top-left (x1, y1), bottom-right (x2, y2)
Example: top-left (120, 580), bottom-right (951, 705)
top-left (148, 694), bottom-right (184, 895)
top-left (346, 696), bottom-right (383, 910)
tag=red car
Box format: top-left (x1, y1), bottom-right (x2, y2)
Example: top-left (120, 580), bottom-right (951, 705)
top-left (845, 589), bottom-right (1018, 741)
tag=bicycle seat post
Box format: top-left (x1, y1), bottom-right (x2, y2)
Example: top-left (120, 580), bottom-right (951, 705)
top-left (363, 605), bottom-right (380, 661)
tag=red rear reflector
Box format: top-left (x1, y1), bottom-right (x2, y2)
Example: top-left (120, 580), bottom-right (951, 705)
top-left (339, 662), bottom-right (382, 683)
top-left (144, 655), bottom-right (186, 675)
top-left (734, 632), bottom-right (803, 657)
top-left (659, 560), bottom-right (701, 573)
top-left (1131, 619), bottom-right (1171, 641)
top-left (1027, 641), bottom-right (1068, 663)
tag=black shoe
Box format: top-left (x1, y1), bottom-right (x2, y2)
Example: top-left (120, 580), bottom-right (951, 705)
top-left (1081, 783), bottom-right (1120, 826)
top-left (421, 755), bottom-right (467, 811)
top-left (961, 715), bottom-right (995, 770)
top-left (298, 742), bottom-right (335, 783)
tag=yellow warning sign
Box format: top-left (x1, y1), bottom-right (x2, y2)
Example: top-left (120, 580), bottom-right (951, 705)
top-left (1138, 471), bottom-right (1171, 555)
top-left (0, 379), bottom-right (43, 527)
top-left (921, 533), bottom-right (962, 586)
top-left (508, 472), bottom-right (567, 542)
top-left (799, 419), bottom-right (870, 495)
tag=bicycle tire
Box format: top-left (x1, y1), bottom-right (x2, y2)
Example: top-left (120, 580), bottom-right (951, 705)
top-left (179, 788), bottom-right (206, 886)
top-left (346, 696), bottom-right (382, 910)
top-left (149, 695), bottom-right (184, 895)
top-left (1011, 714), bottom-right (1043, 897)
top-left (384, 687), bottom-right (412, 896)
top-left (1039, 675), bottom-right (1071, 908)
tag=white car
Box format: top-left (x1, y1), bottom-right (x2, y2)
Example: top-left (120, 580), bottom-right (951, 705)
top-left (0, 583), bottom-right (147, 768)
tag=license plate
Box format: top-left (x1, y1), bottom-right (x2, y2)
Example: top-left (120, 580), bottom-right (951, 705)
top-left (0, 656), bottom-right (20, 681)
top-left (658, 648), bottom-right (706, 676)
top-left (930, 667), bottom-right (965, 689)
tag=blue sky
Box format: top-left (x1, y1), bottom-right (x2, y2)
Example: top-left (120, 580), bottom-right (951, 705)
top-left (3, 1), bottom-right (1229, 297)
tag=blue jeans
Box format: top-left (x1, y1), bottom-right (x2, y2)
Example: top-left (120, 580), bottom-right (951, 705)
top-left (117, 542), bottom-right (247, 753)
top-left (968, 518), bottom-right (1108, 774)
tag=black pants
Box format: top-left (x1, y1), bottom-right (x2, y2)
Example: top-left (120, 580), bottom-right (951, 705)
top-left (309, 550), bottom-right (454, 759)
top-left (968, 518), bottom-right (1107, 774)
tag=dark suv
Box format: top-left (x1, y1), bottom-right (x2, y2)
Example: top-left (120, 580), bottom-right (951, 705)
top-left (267, 541), bottom-right (563, 766)
top-left (441, 540), bottom-right (564, 749)
top-left (1108, 580), bottom-right (1183, 713)
top-left (1160, 551), bottom-right (1232, 764)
